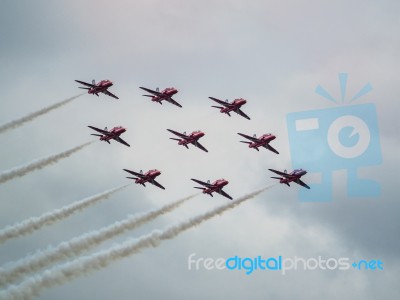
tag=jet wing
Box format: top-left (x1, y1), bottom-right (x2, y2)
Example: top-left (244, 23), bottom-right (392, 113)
top-left (209, 97), bottom-right (230, 107)
top-left (139, 87), bottom-right (162, 96)
top-left (102, 90), bottom-right (119, 99)
top-left (167, 129), bottom-right (188, 139)
top-left (115, 136), bottom-right (130, 147)
top-left (216, 189), bottom-right (233, 200)
top-left (295, 179), bottom-right (310, 189)
top-left (237, 133), bottom-right (259, 142)
top-left (194, 141), bottom-right (208, 152)
top-left (268, 168), bottom-right (290, 178)
top-left (165, 97), bottom-right (183, 108)
top-left (191, 178), bottom-right (213, 187)
top-left (263, 144), bottom-right (279, 154)
top-left (235, 108), bottom-right (251, 120)
top-left (75, 80), bottom-right (96, 87)
top-left (123, 169), bottom-right (145, 178)
top-left (88, 126), bottom-right (110, 135)
top-left (151, 179), bottom-right (165, 190)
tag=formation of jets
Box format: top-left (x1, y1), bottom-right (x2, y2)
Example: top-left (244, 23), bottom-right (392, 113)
top-left (77, 79), bottom-right (310, 199)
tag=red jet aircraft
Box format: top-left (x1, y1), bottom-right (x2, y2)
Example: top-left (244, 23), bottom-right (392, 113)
top-left (75, 79), bottom-right (119, 99)
top-left (191, 178), bottom-right (232, 200)
top-left (88, 126), bottom-right (130, 147)
top-left (139, 87), bottom-right (182, 108)
top-left (209, 97), bottom-right (250, 120)
top-left (167, 129), bottom-right (208, 152)
top-left (238, 133), bottom-right (279, 154)
top-left (123, 169), bottom-right (165, 190)
top-left (268, 169), bottom-right (310, 189)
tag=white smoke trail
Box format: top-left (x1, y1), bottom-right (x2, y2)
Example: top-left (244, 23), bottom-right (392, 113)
top-left (0, 185), bottom-right (274, 300)
top-left (0, 194), bottom-right (196, 286)
top-left (0, 94), bottom-right (83, 134)
top-left (0, 141), bottom-right (93, 184)
top-left (0, 185), bottom-right (128, 245)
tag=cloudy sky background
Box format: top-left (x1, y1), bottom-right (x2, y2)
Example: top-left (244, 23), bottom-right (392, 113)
top-left (0, 0), bottom-right (399, 299)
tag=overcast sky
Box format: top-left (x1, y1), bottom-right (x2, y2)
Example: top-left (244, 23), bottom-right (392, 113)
top-left (0, 1), bottom-right (399, 299)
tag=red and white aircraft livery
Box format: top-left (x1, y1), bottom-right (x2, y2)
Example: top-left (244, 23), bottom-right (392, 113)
top-left (268, 168), bottom-right (310, 189)
top-left (167, 129), bottom-right (208, 152)
top-left (140, 87), bottom-right (182, 108)
top-left (89, 126), bottom-right (130, 147)
top-left (238, 133), bottom-right (279, 154)
top-left (191, 178), bottom-right (232, 200)
top-left (75, 79), bottom-right (119, 99)
top-left (124, 169), bottom-right (165, 190)
top-left (209, 97), bottom-right (250, 120)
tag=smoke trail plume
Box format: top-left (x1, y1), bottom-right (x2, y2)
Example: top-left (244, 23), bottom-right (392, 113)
top-left (0, 185), bottom-right (128, 245)
top-left (0, 141), bottom-right (93, 184)
top-left (0, 194), bottom-right (196, 286)
top-left (0, 186), bottom-right (273, 300)
top-left (0, 94), bottom-right (83, 134)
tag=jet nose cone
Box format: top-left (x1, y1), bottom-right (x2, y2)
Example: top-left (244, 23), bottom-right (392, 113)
top-left (242, 99), bottom-right (247, 104)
